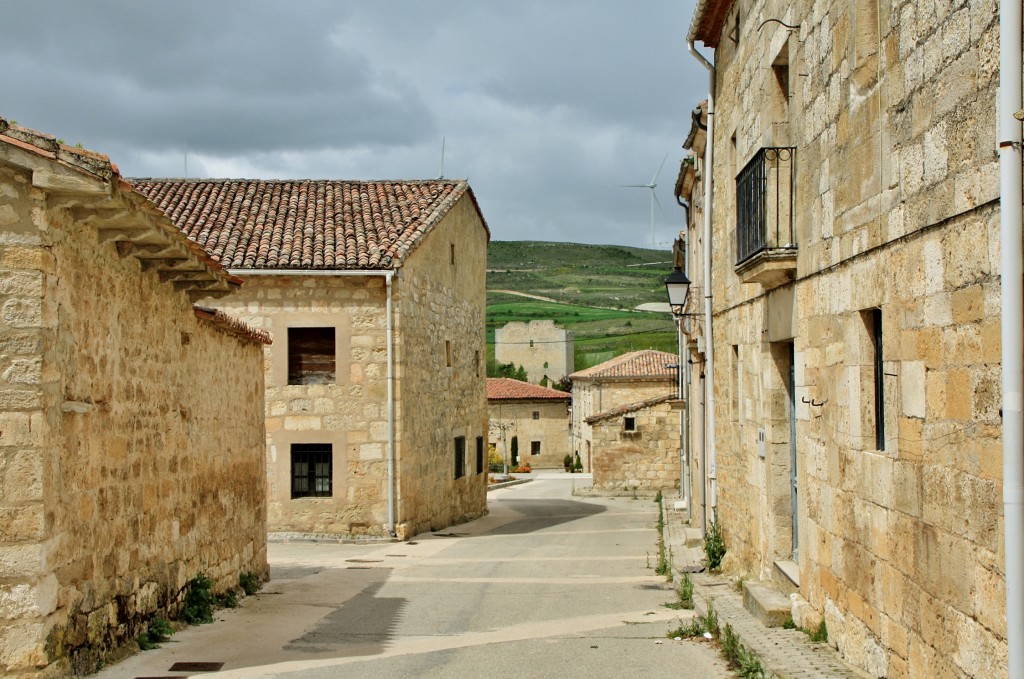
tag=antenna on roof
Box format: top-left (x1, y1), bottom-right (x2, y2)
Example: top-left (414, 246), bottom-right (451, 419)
top-left (438, 137), bottom-right (446, 179)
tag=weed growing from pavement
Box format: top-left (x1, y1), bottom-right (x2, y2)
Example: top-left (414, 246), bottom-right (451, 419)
top-left (703, 519), bottom-right (726, 571)
top-left (808, 619), bottom-right (828, 643)
top-left (239, 571), bottom-right (260, 596)
top-left (182, 574), bottom-right (215, 624)
top-left (720, 623), bottom-right (766, 678)
top-left (136, 616), bottom-right (173, 651)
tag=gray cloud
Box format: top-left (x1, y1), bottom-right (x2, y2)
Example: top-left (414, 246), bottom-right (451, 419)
top-left (0, 0), bottom-right (704, 246)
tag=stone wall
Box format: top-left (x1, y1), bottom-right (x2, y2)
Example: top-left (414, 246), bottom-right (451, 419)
top-left (0, 164), bottom-right (267, 676)
top-left (395, 194), bottom-right (489, 536)
top-left (488, 400), bottom-right (570, 469)
top-left (590, 402), bottom-right (680, 493)
top-left (691, 0), bottom-right (1004, 675)
top-left (205, 274), bottom-right (393, 535)
top-left (495, 320), bottom-right (573, 385)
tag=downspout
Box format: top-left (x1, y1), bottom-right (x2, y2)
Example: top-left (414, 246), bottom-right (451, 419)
top-left (688, 37), bottom-right (717, 520)
top-left (386, 272), bottom-right (397, 537)
top-left (998, 0), bottom-right (1023, 674)
top-left (675, 197), bottom-right (694, 520)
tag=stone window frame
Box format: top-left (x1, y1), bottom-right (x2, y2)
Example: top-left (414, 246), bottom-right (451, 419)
top-left (530, 440), bottom-right (541, 456)
top-left (271, 313), bottom-right (349, 389)
top-left (291, 443), bottom-right (333, 498)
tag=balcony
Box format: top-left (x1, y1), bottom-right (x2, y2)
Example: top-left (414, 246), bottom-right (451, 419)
top-left (735, 147), bottom-right (797, 289)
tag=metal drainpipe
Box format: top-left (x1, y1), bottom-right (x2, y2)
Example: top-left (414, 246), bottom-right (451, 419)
top-left (998, 0), bottom-right (1023, 674)
top-left (386, 272), bottom-right (397, 537)
top-left (688, 38), bottom-right (717, 520)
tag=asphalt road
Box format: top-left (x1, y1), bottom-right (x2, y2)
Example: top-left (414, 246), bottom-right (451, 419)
top-left (94, 474), bottom-right (730, 678)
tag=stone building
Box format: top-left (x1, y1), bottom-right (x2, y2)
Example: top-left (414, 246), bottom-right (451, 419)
top-left (683, 0), bottom-right (1004, 676)
top-left (569, 350), bottom-right (677, 473)
top-left (135, 178), bottom-right (490, 539)
top-left (587, 395), bottom-right (680, 494)
top-left (0, 120), bottom-right (269, 676)
top-left (486, 377), bottom-right (570, 470)
top-left (494, 320), bottom-right (574, 386)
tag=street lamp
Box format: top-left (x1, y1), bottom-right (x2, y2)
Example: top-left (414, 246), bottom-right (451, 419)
top-left (664, 265), bottom-right (691, 520)
top-left (664, 266), bottom-right (691, 315)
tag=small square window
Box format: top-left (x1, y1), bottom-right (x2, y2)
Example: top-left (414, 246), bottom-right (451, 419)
top-left (454, 436), bottom-right (466, 479)
top-left (624, 417), bottom-right (636, 432)
top-left (530, 441), bottom-right (541, 455)
top-left (291, 443), bottom-right (332, 498)
top-left (532, 411), bottom-right (540, 420)
top-left (288, 328), bottom-right (336, 385)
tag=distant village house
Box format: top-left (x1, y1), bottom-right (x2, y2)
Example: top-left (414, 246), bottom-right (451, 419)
top-left (487, 377), bottom-right (570, 470)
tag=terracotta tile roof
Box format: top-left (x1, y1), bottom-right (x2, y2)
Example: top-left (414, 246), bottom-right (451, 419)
top-left (689, 0), bottom-right (733, 47)
top-left (193, 306), bottom-right (272, 345)
top-left (586, 393), bottom-right (676, 424)
top-left (569, 350), bottom-right (678, 381)
top-left (487, 378), bottom-right (571, 401)
top-left (0, 118), bottom-right (240, 299)
top-left (132, 178), bottom-right (489, 270)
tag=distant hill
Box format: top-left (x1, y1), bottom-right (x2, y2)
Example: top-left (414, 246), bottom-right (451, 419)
top-left (486, 241), bottom-right (677, 371)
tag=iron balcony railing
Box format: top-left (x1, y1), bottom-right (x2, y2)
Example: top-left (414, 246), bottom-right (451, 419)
top-left (735, 147), bottom-right (796, 266)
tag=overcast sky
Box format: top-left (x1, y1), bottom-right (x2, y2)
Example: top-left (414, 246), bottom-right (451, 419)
top-left (1, 1), bottom-right (706, 248)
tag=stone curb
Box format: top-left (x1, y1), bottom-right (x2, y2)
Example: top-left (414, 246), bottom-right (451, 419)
top-left (660, 503), bottom-right (868, 679)
top-left (267, 532), bottom-right (400, 544)
top-left (486, 478), bottom-right (532, 491)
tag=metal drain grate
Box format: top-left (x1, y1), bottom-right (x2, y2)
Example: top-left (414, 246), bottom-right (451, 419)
top-left (168, 662), bottom-right (225, 672)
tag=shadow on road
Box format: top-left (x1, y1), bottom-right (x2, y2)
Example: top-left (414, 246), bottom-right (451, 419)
top-left (459, 498), bottom-right (607, 536)
top-left (282, 570), bottom-right (406, 658)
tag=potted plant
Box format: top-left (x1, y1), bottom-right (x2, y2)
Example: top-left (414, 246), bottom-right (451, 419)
top-left (563, 454), bottom-right (573, 472)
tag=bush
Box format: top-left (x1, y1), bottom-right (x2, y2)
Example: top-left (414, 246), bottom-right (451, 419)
top-left (182, 574), bottom-right (215, 625)
top-left (239, 571), bottom-right (260, 596)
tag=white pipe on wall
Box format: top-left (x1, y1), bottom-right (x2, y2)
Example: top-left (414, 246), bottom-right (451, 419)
top-left (998, 0), bottom-right (1023, 673)
top-left (688, 39), bottom-right (718, 519)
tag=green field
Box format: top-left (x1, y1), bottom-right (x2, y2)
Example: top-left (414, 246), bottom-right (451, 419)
top-left (485, 242), bottom-right (678, 371)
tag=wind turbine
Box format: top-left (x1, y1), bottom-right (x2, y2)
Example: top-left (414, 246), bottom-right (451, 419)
top-left (619, 153), bottom-right (669, 250)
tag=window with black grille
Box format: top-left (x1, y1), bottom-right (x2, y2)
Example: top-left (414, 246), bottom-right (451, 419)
top-left (288, 328), bottom-right (336, 385)
top-left (291, 443), bottom-right (332, 498)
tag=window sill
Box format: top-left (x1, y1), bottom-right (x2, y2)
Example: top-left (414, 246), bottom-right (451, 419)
top-left (735, 247), bottom-right (797, 289)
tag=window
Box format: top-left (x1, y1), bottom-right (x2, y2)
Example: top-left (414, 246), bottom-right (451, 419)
top-left (445, 340), bottom-right (452, 368)
top-left (454, 436), bottom-right (466, 479)
top-left (532, 411), bottom-right (540, 420)
top-left (869, 308), bottom-right (885, 450)
top-left (475, 350), bottom-right (480, 377)
top-left (450, 243), bottom-right (456, 265)
top-left (530, 441), bottom-right (541, 455)
top-left (291, 443), bottom-right (332, 498)
top-left (624, 417), bottom-right (636, 432)
top-left (476, 436), bottom-right (484, 474)
top-left (288, 328), bottom-right (335, 385)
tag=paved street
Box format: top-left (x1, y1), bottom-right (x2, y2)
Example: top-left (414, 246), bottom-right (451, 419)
top-left (95, 475), bottom-right (729, 679)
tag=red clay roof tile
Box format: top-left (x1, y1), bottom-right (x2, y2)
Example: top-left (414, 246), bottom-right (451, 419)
top-left (569, 350), bottom-right (678, 380)
top-left (487, 378), bottom-right (571, 401)
top-left (132, 178), bottom-right (487, 270)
